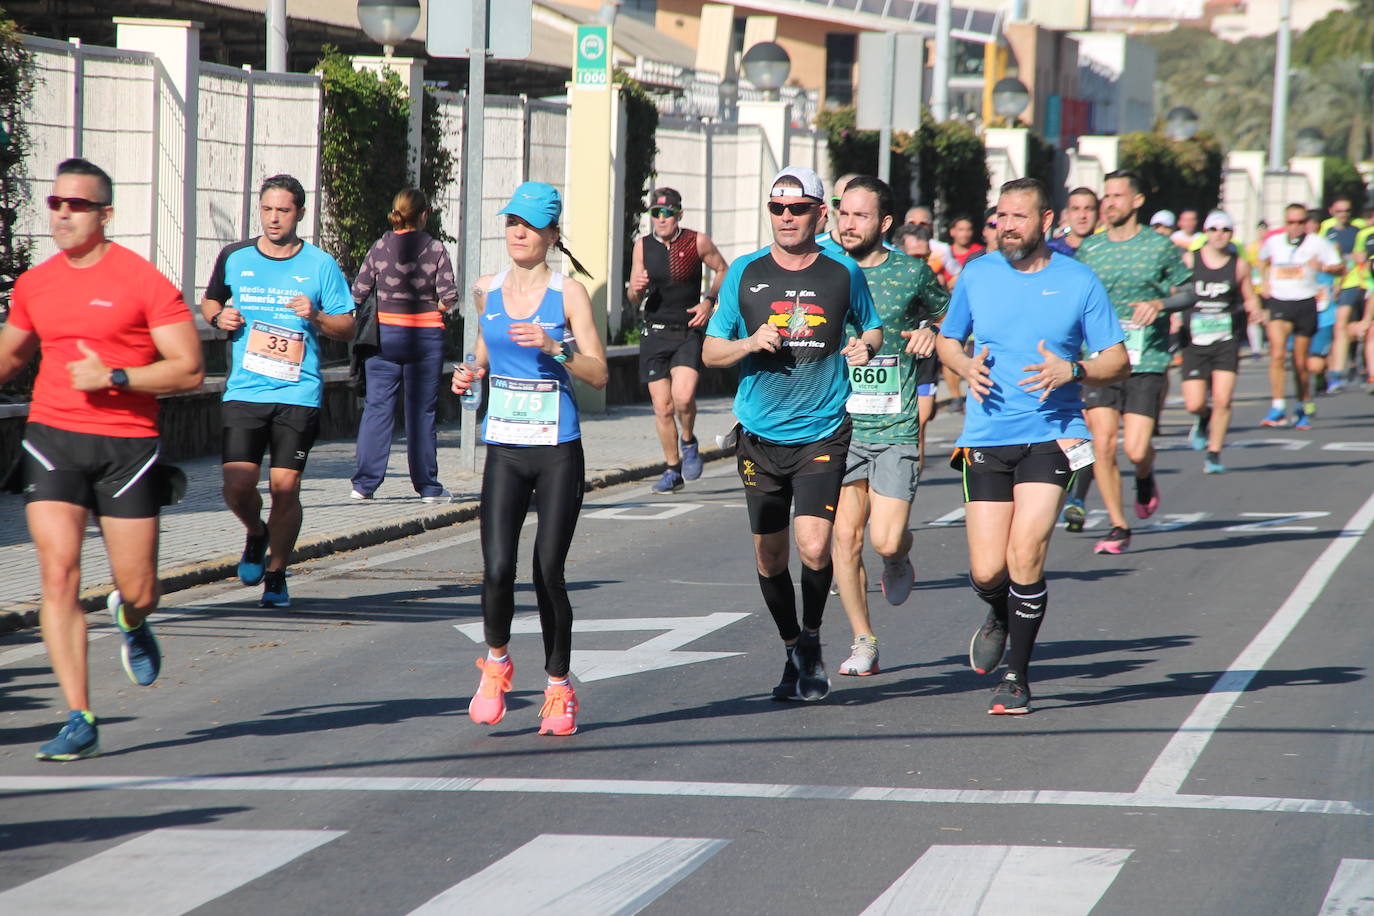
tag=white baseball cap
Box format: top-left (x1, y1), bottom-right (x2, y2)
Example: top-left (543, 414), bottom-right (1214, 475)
top-left (1203, 210), bottom-right (1234, 231)
top-left (1149, 209), bottom-right (1177, 228)
top-left (769, 166), bottom-right (825, 202)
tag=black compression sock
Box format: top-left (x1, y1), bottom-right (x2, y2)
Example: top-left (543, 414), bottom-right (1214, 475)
top-left (758, 569), bottom-right (799, 641)
top-left (1071, 466), bottom-right (1093, 500)
top-left (1135, 473), bottom-right (1155, 502)
top-left (970, 574), bottom-right (1010, 625)
top-left (1206, 450), bottom-right (1221, 463)
top-left (1005, 579), bottom-right (1047, 682)
top-left (799, 563), bottom-right (833, 631)
top-left (667, 463), bottom-right (682, 474)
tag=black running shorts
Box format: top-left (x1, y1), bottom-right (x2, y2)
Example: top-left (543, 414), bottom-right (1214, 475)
top-left (221, 400), bottom-right (321, 471)
top-left (1266, 297), bottom-right (1318, 338)
top-left (20, 422), bottom-right (164, 518)
top-left (1182, 339), bottom-right (1240, 378)
top-left (639, 324), bottom-right (704, 384)
top-left (736, 418), bottom-right (851, 534)
top-left (1080, 372), bottom-right (1166, 421)
top-left (950, 441), bottom-right (1075, 503)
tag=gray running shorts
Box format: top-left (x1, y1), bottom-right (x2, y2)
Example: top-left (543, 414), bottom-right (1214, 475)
top-left (842, 439), bottom-right (921, 503)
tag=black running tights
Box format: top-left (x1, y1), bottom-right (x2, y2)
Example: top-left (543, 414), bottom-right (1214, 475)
top-left (480, 440), bottom-right (585, 677)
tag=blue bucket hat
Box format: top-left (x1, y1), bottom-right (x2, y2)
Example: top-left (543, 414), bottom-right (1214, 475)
top-left (498, 181), bottom-right (562, 229)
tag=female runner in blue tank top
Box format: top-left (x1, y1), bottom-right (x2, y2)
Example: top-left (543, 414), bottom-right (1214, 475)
top-left (451, 182), bottom-right (607, 736)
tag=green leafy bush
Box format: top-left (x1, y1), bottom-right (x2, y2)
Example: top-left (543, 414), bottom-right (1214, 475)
top-left (1118, 131), bottom-right (1224, 218)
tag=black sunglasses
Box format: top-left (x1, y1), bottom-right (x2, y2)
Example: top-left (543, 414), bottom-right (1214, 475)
top-left (47, 195), bottom-right (109, 213)
top-left (649, 207), bottom-right (680, 218)
top-left (768, 201), bottom-right (817, 216)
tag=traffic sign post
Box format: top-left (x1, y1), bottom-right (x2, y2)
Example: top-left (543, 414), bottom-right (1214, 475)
top-left (574, 25), bottom-right (610, 91)
top-left (426, 0), bottom-right (531, 470)
top-left (856, 32), bottom-right (923, 184)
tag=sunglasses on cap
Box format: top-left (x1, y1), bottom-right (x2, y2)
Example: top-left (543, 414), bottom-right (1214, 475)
top-left (47, 195), bottom-right (109, 213)
top-left (649, 207), bottom-right (680, 218)
top-left (768, 201), bottom-right (817, 216)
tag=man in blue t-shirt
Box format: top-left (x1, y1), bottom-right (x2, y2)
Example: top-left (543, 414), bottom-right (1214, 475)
top-left (201, 174), bottom-right (354, 608)
top-left (704, 165), bottom-right (882, 704)
top-left (937, 178), bottom-right (1128, 715)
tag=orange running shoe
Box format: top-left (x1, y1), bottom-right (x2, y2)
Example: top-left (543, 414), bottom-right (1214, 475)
top-left (538, 682), bottom-right (578, 735)
top-left (468, 655), bottom-right (513, 725)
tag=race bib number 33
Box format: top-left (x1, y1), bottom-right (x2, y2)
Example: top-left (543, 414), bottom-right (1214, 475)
top-left (486, 375), bottom-right (561, 446)
top-left (846, 354), bottom-right (901, 415)
top-left (244, 321), bottom-right (305, 382)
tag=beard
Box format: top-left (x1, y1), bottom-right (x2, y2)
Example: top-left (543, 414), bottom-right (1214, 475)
top-left (999, 225), bottom-right (1042, 262)
top-left (840, 230), bottom-right (882, 260)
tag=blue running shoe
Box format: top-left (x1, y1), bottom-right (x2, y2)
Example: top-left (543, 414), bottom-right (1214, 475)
top-left (36, 710), bottom-right (99, 761)
top-left (1204, 458), bottom-right (1227, 474)
top-left (110, 590), bottom-right (160, 686)
top-left (1260, 407), bottom-right (1287, 427)
top-left (260, 569), bottom-right (290, 608)
top-left (680, 438), bottom-right (703, 481)
top-left (238, 529), bottom-right (268, 586)
top-left (1293, 412), bottom-right (1311, 430)
top-left (650, 469), bottom-right (684, 493)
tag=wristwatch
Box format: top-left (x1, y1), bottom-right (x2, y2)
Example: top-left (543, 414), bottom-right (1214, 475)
top-left (1070, 361), bottom-right (1085, 382)
top-left (110, 368), bottom-right (129, 388)
top-left (208, 310), bottom-right (222, 329)
top-left (864, 342), bottom-right (877, 360)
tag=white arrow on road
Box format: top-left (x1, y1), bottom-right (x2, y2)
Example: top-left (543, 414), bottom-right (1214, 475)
top-left (455, 612), bottom-right (750, 682)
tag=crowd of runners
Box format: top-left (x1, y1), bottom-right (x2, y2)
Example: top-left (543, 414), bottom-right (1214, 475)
top-left (8, 151), bottom-right (1364, 758)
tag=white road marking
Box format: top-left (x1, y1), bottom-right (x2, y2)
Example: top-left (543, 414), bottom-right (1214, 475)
top-left (860, 845), bottom-right (1131, 916)
top-left (1323, 442), bottom-right (1374, 452)
top-left (583, 502), bottom-right (703, 520)
top-left (929, 507), bottom-right (965, 527)
top-left (0, 827), bottom-right (341, 915)
top-left (0, 774), bottom-right (1368, 817)
top-left (407, 834), bottom-right (726, 915)
top-left (1223, 511), bottom-right (1329, 533)
top-left (454, 612), bottom-right (750, 682)
top-left (1136, 487), bottom-right (1374, 796)
top-left (1138, 512), bottom-right (1208, 533)
top-left (1228, 437), bottom-right (1310, 450)
top-left (1318, 859), bottom-right (1374, 915)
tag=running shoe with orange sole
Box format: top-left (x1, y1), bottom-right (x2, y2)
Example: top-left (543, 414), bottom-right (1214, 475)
top-left (468, 655), bottom-right (514, 725)
top-left (538, 682), bottom-right (578, 735)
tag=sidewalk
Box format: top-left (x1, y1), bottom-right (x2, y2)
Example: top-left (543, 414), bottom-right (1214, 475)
top-left (0, 397), bottom-right (743, 630)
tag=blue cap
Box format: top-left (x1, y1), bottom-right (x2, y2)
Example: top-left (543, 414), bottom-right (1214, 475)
top-left (498, 181), bottom-right (562, 229)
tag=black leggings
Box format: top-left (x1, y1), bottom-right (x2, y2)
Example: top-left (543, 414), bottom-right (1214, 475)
top-left (480, 440), bottom-right (585, 677)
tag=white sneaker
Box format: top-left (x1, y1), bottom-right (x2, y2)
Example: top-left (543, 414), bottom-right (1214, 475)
top-left (880, 556), bottom-right (915, 606)
top-left (838, 635), bottom-right (880, 676)
top-left (421, 488), bottom-right (453, 504)
top-left (350, 489), bottom-right (372, 500)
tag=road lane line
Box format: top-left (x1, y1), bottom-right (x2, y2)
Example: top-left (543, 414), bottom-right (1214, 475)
top-left (860, 845), bottom-right (1131, 915)
top-left (0, 827), bottom-right (342, 915)
top-left (407, 834), bottom-right (726, 915)
top-left (1135, 487), bottom-right (1374, 796)
top-left (1317, 859), bottom-right (1374, 915)
top-left (1, 774), bottom-right (1369, 817)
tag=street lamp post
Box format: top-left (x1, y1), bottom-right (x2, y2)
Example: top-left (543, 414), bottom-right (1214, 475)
top-left (740, 41), bottom-right (791, 101)
top-left (1294, 127), bottom-right (1325, 158)
top-left (356, 0), bottom-right (421, 57)
top-left (1164, 106), bottom-right (1199, 142)
top-left (991, 77), bottom-right (1029, 122)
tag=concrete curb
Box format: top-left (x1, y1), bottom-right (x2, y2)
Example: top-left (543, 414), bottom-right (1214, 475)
top-left (0, 448), bottom-right (733, 638)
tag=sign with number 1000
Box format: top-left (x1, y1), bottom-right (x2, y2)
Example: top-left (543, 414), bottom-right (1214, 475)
top-left (575, 24), bottom-right (610, 90)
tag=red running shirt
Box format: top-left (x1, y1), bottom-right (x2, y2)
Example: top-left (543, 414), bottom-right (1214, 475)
top-left (9, 243), bottom-right (193, 436)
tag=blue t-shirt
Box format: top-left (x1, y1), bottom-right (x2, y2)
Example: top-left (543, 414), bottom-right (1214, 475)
top-left (1047, 236), bottom-right (1078, 257)
top-left (941, 251), bottom-right (1123, 447)
top-left (707, 246), bottom-right (881, 444)
top-left (205, 239), bottom-right (353, 407)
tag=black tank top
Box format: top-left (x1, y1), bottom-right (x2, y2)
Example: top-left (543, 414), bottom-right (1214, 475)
top-left (1189, 251), bottom-right (1243, 341)
top-left (643, 228), bottom-right (702, 326)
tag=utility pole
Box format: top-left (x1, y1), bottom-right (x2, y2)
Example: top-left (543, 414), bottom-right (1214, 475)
top-left (931, 0), bottom-right (951, 122)
top-left (460, 0), bottom-right (487, 473)
top-left (266, 0), bottom-right (286, 72)
top-left (1268, 0), bottom-right (1292, 172)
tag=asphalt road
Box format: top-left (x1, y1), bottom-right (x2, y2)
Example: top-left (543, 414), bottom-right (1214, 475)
top-left (2, 365), bottom-right (1373, 915)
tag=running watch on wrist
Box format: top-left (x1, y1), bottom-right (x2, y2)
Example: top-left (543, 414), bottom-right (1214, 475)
top-left (208, 310), bottom-right (222, 329)
top-left (110, 368), bottom-right (129, 388)
top-left (1070, 361), bottom-right (1085, 382)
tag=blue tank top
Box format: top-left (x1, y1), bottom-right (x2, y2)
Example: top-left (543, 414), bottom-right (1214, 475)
top-left (480, 270), bottom-right (581, 445)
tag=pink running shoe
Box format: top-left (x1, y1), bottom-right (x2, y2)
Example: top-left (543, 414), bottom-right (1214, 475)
top-left (1093, 526), bottom-right (1131, 555)
top-left (468, 655), bottom-right (513, 725)
top-left (538, 682), bottom-right (578, 736)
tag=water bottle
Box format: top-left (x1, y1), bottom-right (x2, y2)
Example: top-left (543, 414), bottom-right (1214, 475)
top-left (461, 353), bottom-right (483, 411)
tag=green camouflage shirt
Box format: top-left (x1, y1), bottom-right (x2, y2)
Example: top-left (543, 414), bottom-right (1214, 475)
top-left (850, 250), bottom-right (949, 443)
top-left (1077, 227), bottom-right (1190, 374)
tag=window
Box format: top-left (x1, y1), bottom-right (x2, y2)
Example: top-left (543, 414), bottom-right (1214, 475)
top-left (825, 33), bottom-right (857, 106)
